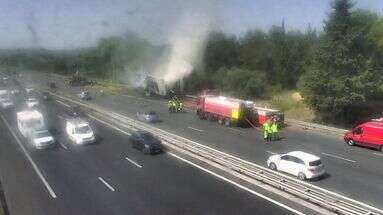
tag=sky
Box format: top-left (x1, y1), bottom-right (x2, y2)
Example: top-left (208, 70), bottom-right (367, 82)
top-left (0, 0), bottom-right (382, 49)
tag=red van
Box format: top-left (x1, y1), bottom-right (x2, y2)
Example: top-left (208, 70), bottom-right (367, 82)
top-left (344, 122), bottom-right (383, 152)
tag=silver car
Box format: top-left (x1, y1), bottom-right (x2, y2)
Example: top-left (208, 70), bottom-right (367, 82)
top-left (30, 130), bottom-right (55, 149)
top-left (136, 111), bottom-right (159, 123)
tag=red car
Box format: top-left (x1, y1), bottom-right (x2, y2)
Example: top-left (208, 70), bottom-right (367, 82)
top-left (344, 121), bottom-right (383, 152)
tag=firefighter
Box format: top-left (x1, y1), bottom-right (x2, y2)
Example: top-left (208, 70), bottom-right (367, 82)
top-left (176, 99), bottom-right (183, 112)
top-left (172, 100), bottom-right (177, 112)
top-left (271, 119), bottom-right (279, 141)
top-left (168, 100), bottom-right (173, 113)
top-left (263, 120), bottom-right (271, 142)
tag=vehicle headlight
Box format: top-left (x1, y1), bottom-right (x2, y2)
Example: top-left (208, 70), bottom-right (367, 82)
top-left (144, 144), bottom-right (149, 148)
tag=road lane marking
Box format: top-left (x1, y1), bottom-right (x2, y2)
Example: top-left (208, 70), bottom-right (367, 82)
top-left (266, 151), bottom-right (277, 155)
top-left (321, 153), bottom-right (356, 163)
top-left (373, 152), bottom-right (383, 157)
top-left (188, 127), bottom-right (204, 132)
top-left (226, 127), bottom-right (247, 134)
top-left (125, 157), bottom-right (143, 168)
top-left (55, 100), bottom-right (71, 108)
top-left (59, 142), bottom-right (68, 150)
top-left (98, 177), bottom-right (116, 192)
top-left (168, 152), bottom-right (306, 215)
top-left (0, 115), bottom-right (58, 199)
top-left (88, 114), bottom-right (131, 136)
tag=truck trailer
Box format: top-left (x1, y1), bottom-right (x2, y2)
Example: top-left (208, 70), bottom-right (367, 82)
top-left (17, 110), bottom-right (45, 138)
top-left (196, 95), bottom-right (254, 126)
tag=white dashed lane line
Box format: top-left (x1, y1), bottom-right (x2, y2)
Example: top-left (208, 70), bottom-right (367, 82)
top-left (125, 157), bottom-right (143, 168)
top-left (98, 177), bottom-right (116, 192)
top-left (188, 127), bottom-right (204, 132)
top-left (321, 153), bottom-right (356, 163)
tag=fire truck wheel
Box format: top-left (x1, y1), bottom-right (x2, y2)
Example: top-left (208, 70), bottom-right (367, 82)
top-left (218, 118), bottom-right (224, 125)
top-left (224, 119), bottom-right (231, 127)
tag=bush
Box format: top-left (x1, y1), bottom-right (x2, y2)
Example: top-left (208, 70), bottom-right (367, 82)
top-left (213, 67), bottom-right (267, 99)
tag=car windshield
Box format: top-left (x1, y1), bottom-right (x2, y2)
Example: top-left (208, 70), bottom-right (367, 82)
top-left (34, 130), bottom-right (50, 138)
top-left (140, 133), bottom-right (157, 142)
top-left (309, 160), bottom-right (322, 166)
top-left (75, 125), bottom-right (91, 134)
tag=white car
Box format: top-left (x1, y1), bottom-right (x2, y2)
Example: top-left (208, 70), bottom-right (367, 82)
top-left (26, 98), bottom-right (39, 108)
top-left (267, 151), bottom-right (325, 180)
top-left (66, 118), bottom-right (95, 144)
top-left (30, 130), bottom-right (55, 149)
top-left (26, 88), bottom-right (34, 93)
top-left (0, 99), bottom-right (14, 109)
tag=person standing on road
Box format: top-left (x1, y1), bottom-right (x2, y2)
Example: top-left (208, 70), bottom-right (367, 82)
top-left (271, 120), bottom-right (278, 141)
top-left (263, 120), bottom-right (271, 142)
top-left (168, 100), bottom-right (173, 113)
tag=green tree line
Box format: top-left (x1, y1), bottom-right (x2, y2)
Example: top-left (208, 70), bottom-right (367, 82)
top-left (187, 0), bottom-right (383, 124)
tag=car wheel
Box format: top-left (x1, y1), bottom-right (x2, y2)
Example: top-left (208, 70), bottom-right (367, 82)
top-left (298, 172), bottom-right (306, 180)
top-left (269, 162), bottom-right (277, 171)
top-left (347, 139), bottom-right (355, 146)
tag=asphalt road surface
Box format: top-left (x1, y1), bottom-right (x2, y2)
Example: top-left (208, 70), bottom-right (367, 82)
top-left (26, 71), bottom-right (383, 209)
top-left (0, 86), bottom-right (299, 214)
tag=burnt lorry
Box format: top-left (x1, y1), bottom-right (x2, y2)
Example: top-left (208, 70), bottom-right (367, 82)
top-left (143, 75), bottom-right (183, 98)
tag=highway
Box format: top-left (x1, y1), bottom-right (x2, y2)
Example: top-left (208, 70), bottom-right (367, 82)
top-left (0, 78), bottom-right (304, 214)
top-left (22, 71), bottom-right (383, 209)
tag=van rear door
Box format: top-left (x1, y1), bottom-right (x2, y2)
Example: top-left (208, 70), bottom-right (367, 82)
top-left (362, 125), bottom-right (383, 149)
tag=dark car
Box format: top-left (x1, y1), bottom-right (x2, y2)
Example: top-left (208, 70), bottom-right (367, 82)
top-left (136, 111), bottom-right (159, 123)
top-left (129, 131), bottom-right (163, 154)
top-left (41, 92), bottom-right (51, 100)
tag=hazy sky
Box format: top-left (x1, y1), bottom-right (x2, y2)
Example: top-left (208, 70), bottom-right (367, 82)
top-left (0, 0), bottom-right (382, 49)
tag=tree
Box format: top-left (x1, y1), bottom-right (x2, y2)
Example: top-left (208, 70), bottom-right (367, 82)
top-left (213, 67), bottom-right (267, 98)
top-left (203, 31), bottom-right (240, 75)
top-left (300, 0), bottom-right (383, 124)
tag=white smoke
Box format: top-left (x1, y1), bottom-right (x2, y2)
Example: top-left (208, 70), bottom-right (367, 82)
top-left (153, 14), bottom-right (210, 85)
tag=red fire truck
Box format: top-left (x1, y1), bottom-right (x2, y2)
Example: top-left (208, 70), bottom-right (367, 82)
top-left (196, 93), bottom-right (254, 127)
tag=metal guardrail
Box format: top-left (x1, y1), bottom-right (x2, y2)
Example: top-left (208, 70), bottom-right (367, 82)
top-left (52, 92), bottom-right (383, 215)
top-left (285, 118), bottom-right (348, 135)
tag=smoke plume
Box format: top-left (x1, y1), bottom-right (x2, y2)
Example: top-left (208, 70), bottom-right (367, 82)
top-left (153, 15), bottom-right (210, 85)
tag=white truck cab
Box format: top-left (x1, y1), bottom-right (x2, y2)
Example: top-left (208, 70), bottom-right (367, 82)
top-left (66, 118), bottom-right (95, 144)
top-left (17, 110), bottom-right (45, 138)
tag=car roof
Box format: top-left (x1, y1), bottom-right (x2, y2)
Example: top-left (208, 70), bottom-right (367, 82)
top-left (134, 130), bottom-right (151, 135)
top-left (362, 121), bottom-right (383, 128)
top-left (286, 151), bottom-right (320, 162)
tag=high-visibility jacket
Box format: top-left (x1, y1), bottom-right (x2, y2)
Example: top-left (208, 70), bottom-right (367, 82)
top-left (263, 122), bottom-right (270, 138)
top-left (168, 101), bottom-right (173, 108)
top-left (271, 123), bottom-right (278, 133)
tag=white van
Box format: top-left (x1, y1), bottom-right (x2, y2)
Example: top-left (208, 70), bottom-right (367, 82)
top-left (66, 118), bottom-right (95, 144)
top-left (17, 110), bottom-right (45, 138)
